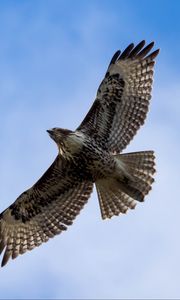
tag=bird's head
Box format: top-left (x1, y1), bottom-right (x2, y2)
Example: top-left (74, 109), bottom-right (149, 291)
top-left (47, 128), bottom-right (73, 154)
top-left (47, 128), bottom-right (85, 156)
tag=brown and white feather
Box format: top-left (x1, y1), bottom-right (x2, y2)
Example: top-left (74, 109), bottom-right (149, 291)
top-left (78, 40), bottom-right (159, 153)
top-left (96, 151), bottom-right (155, 219)
top-left (0, 156), bottom-right (93, 266)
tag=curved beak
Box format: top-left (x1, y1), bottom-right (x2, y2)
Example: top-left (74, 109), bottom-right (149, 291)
top-left (47, 129), bottom-right (55, 140)
top-left (47, 129), bottom-right (53, 135)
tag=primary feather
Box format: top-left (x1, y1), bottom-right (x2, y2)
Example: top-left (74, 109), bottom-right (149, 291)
top-left (78, 40), bottom-right (159, 153)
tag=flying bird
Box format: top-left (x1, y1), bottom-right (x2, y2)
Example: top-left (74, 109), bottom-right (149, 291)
top-left (0, 40), bottom-right (159, 267)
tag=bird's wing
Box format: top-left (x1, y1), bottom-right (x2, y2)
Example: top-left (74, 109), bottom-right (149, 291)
top-left (77, 40), bottom-right (159, 153)
top-left (0, 156), bottom-right (93, 267)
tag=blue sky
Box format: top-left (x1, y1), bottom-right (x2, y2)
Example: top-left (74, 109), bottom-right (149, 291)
top-left (0, 0), bottom-right (180, 299)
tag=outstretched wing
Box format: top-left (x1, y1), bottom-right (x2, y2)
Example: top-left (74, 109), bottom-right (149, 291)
top-left (0, 156), bottom-right (93, 267)
top-left (77, 40), bottom-right (159, 153)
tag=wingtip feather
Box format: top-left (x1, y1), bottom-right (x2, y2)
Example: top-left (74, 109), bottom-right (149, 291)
top-left (146, 48), bottom-right (160, 60)
top-left (117, 40), bottom-right (159, 61)
top-left (0, 240), bottom-right (6, 256)
top-left (109, 50), bottom-right (121, 66)
top-left (119, 43), bottom-right (134, 59)
top-left (1, 250), bottom-right (11, 267)
top-left (128, 40), bottom-right (146, 58)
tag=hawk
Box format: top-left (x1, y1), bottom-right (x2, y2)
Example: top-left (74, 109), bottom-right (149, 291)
top-left (0, 40), bottom-right (159, 267)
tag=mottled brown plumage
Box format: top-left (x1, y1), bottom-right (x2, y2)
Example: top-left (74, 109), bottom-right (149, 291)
top-left (0, 40), bottom-right (159, 267)
top-left (78, 40), bottom-right (159, 153)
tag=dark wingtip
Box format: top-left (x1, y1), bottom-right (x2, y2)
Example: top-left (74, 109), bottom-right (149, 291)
top-left (0, 243), bottom-right (5, 258)
top-left (138, 40), bottom-right (146, 48)
top-left (146, 48), bottom-right (160, 60)
top-left (136, 41), bottom-right (155, 59)
top-left (119, 43), bottom-right (134, 59)
top-left (117, 40), bottom-right (159, 61)
top-left (1, 250), bottom-right (11, 267)
top-left (109, 50), bottom-right (121, 66)
top-left (128, 40), bottom-right (146, 58)
top-left (1, 259), bottom-right (6, 267)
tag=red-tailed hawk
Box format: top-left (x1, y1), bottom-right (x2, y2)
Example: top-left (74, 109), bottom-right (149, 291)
top-left (0, 40), bottom-right (159, 267)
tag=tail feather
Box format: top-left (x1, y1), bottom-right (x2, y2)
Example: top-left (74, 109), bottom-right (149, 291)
top-left (96, 151), bottom-right (155, 219)
top-left (97, 184), bottom-right (136, 219)
top-left (120, 151), bottom-right (155, 171)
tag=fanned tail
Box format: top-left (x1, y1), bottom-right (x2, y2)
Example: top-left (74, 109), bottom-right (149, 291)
top-left (95, 151), bottom-right (155, 219)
